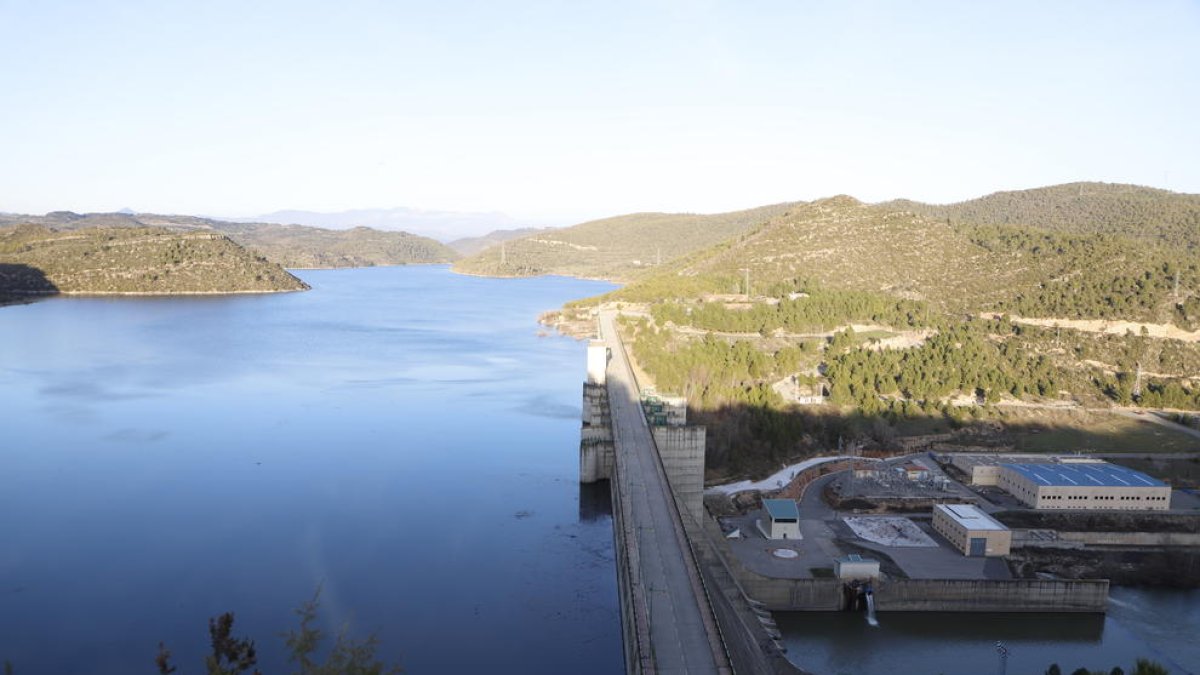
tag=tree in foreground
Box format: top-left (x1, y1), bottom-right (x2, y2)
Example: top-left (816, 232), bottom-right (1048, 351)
top-left (156, 588), bottom-right (400, 675)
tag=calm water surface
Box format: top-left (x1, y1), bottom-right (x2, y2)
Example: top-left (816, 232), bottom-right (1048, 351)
top-left (0, 266), bottom-right (621, 674)
top-left (778, 586), bottom-right (1200, 674)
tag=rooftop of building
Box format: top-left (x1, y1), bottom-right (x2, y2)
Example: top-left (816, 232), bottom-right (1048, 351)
top-left (763, 498), bottom-right (800, 521)
top-left (1000, 462), bottom-right (1167, 488)
top-left (838, 553), bottom-right (879, 564)
top-left (935, 503), bottom-right (1008, 531)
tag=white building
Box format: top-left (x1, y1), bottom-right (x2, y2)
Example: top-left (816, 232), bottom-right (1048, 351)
top-left (932, 504), bottom-right (1012, 557)
top-left (835, 554), bottom-right (880, 580)
top-left (757, 499), bottom-right (802, 540)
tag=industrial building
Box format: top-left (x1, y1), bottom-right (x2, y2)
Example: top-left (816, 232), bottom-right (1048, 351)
top-left (948, 453), bottom-right (1068, 486)
top-left (931, 504), bottom-right (1012, 557)
top-left (757, 499), bottom-right (801, 540)
top-left (998, 463), bottom-right (1171, 511)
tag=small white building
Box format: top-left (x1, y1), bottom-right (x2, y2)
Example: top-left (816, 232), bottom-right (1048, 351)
top-left (835, 554), bottom-right (880, 580)
top-left (757, 499), bottom-right (802, 540)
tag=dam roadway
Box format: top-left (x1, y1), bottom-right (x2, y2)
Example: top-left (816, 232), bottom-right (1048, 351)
top-left (599, 310), bottom-right (732, 674)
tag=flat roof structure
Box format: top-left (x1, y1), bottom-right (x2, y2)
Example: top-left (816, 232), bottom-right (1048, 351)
top-left (1000, 463), bottom-right (1166, 488)
top-left (932, 504), bottom-right (1012, 556)
top-left (936, 504), bottom-right (1006, 531)
top-left (763, 499), bottom-right (799, 521)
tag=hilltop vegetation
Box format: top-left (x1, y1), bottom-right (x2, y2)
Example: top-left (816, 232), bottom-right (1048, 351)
top-left (453, 202), bottom-right (801, 280)
top-left (447, 227), bottom-right (558, 256)
top-left (602, 196), bottom-right (1199, 325)
top-left (885, 181), bottom-right (1200, 249)
top-left (0, 225), bottom-right (307, 294)
top-left (210, 222), bottom-right (457, 268)
top-left (0, 211), bottom-right (457, 269)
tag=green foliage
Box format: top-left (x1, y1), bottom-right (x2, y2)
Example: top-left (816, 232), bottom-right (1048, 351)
top-left (825, 322), bottom-right (1058, 408)
top-left (969, 227), bottom-right (1199, 327)
top-left (155, 590), bottom-right (401, 675)
top-left (283, 587), bottom-right (401, 675)
top-left (1132, 658), bottom-right (1170, 675)
top-left (892, 181), bottom-right (1200, 250)
top-left (649, 285), bottom-right (935, 334)
top-left (631, 323), bottom-right (783, 410)
top-left (204, 613), bottom-right (261, 675)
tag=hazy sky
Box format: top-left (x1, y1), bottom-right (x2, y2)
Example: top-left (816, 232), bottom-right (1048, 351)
top-left (2, 0), bottom-right (1198, 227)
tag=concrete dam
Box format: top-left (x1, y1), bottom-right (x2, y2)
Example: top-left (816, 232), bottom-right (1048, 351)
top-left (579, 311), bottom-right (799, 674)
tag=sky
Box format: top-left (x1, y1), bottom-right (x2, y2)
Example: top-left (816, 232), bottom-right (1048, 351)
top-left (2, 0), bottom-right (1198, 229)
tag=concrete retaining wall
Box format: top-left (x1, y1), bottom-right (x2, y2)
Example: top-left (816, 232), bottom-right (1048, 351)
top-left (872, 578), bottom-right (1109, 612)
top-left (1056, 531), bottom-right (1200, 547)
top-left (776, 459), bottom-right (856, 501)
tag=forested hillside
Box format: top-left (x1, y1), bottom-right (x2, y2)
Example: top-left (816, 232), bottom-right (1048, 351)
top-left (0, 211), bottom-right (457, 268)
top-left (553, 187), bottom-right (1200, 479)
top-left (606, 196), bottom-right (1199, 326)
top-left (209, 222), bottom-right (457, 268)
top-left (884, 182), bottom-right (1200, 249)
top-left (452, 202), bottom-right (801, 280)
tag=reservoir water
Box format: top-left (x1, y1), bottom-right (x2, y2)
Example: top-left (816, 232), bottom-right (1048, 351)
top-left (0, 266), bottom-right (621, 674)
top-left (777, 585), bottom-right (1200, 674)
top-left (2, 265), bottom-right (1197, 675)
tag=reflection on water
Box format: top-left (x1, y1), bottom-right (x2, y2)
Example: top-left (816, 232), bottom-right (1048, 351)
top-left (578, 481), bottom-right (613, 523)
top-left (0, 266), bottom-right (621, 675)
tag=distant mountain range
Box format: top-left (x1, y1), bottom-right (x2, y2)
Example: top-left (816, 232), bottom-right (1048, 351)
top-left (243, 207), bottom-right (536, 242)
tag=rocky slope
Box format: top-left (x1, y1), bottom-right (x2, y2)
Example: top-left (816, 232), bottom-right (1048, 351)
top-left (0, 225), bottom-right (308, 295)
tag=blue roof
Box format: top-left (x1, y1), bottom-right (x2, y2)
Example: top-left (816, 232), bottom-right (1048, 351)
top-left (1000, 463), bottom-right (1166, 488)
top-left (763, 498), bottom-right (800, 521)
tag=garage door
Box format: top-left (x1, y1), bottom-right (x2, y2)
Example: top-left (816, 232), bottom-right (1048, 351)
top-left (969, 537), bottom-right (986, 557)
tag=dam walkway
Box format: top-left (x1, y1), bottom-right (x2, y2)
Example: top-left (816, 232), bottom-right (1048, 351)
top-left (599, 310), bottom-right (732, 674)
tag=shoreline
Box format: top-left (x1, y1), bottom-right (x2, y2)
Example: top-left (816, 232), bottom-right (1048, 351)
top-left (0, 287), bottom-right (308, 298)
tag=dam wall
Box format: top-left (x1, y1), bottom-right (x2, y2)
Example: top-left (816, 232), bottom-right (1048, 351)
top-left (653, 424), bottom-right (707, 522)
top-left (580, 382), bottom-right (614, 483)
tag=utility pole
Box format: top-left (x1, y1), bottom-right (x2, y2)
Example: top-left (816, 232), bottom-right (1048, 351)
top-left (740, 268), bottom-right (751, 298)
top-left (1174, 269), bottom-right (1181, 306)
top-left (1133, 361), bottom-right (1144, 399)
